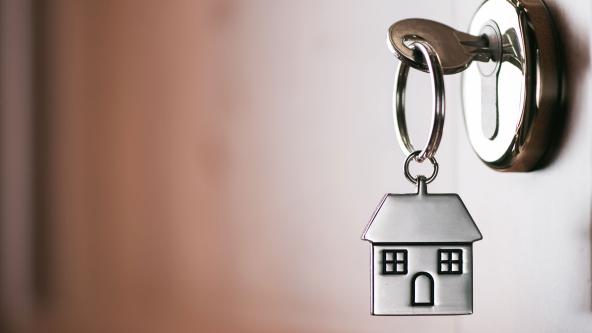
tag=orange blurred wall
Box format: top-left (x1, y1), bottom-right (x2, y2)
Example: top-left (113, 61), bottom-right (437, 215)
top-left (33, 1), bottom-right (236, 332)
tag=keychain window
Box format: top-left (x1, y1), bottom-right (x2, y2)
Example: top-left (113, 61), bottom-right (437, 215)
top-left (438, 249), bottom-right (463, 274)
top-left (382, 249), bottom-right (407, 275)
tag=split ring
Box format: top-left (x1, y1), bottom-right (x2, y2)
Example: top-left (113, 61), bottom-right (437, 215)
top-left (404, 150), bottom-right (439, 184)
top-left (393, 38), bottom-right (445, 162)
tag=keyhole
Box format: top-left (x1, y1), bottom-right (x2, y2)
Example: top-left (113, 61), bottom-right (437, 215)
top-left (478, 21), bottom-right (502, 140)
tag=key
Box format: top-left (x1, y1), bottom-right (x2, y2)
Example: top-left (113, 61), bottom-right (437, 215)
top-left (388, 18), bottom-right (495, 75)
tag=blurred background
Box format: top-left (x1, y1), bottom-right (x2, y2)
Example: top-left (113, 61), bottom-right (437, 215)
top-left (0, 0), bottom-right (591, 332)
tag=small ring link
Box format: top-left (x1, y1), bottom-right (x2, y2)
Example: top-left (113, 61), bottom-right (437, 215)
top-left (404, 150), bottom-right (439, 184)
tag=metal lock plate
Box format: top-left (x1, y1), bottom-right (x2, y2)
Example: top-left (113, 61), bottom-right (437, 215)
top-left (461, 0), bottom-right (561, 171)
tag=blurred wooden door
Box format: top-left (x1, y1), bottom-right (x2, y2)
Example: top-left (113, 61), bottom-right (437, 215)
top-left (1, 0), bottom-right (591, 333)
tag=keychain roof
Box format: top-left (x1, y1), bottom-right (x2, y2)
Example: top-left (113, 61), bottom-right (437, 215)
top-left (362, 178), bottom-right (482, 244)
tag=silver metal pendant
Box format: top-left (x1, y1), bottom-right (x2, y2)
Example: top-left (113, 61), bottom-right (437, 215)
top-left (362, 177), bottom-right (482, 315)
top-left (370, 26), bottom-right (483, 315)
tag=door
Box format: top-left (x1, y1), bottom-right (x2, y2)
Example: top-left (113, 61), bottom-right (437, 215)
top-left (0, 0), bottom-right (591, 332)
top-left (412, 272), bottom-right (435, 306)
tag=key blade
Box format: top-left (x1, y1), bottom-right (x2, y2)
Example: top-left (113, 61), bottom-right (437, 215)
top-left (388, 18), bottom-right (490, 74)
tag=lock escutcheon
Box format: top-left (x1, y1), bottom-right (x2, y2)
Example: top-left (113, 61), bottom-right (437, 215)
top-left (461, 0), bottom-right (561, 171)
top-left (388, 0), bottom-right (561, 171)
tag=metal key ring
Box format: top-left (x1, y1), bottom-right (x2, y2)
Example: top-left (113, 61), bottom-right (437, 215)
top-left (393, 38), bottom-right (445, 162)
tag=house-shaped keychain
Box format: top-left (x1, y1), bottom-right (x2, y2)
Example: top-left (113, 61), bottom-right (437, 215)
top-left (362, 178), bottom-right (482, 315)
